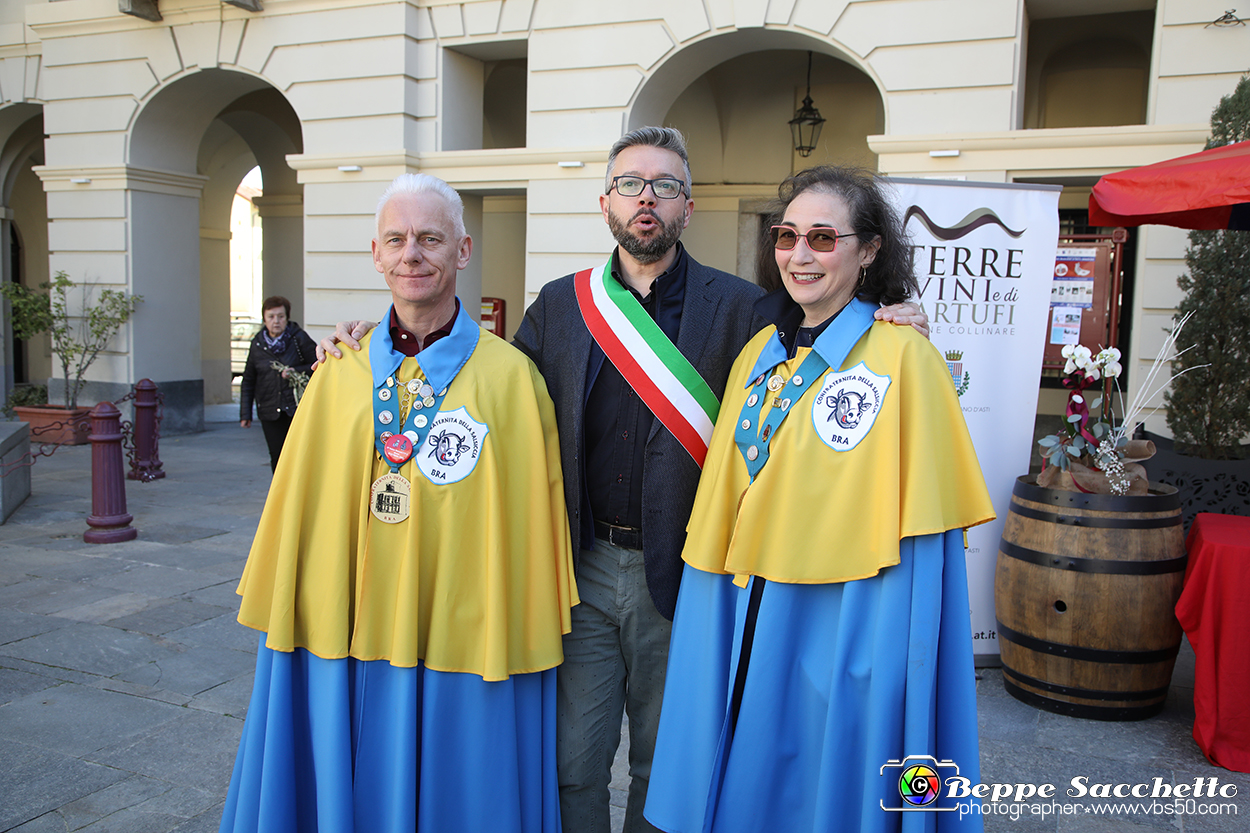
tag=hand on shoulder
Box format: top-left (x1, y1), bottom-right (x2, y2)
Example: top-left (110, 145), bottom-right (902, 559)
top-left (314, 320), bottom-right (378, 368)
top-left (874, 302), bottom-right (929, 340)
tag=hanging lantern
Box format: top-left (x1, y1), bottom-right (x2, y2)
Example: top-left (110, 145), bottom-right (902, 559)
top-left (790, 52), bottom-right (825, 158)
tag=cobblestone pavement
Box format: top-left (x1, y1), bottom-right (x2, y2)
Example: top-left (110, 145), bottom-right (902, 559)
top-left (0, 418), bottom-right (1245, 832)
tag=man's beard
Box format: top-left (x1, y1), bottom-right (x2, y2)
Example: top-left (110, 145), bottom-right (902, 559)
top-left (608, 207), bottom-right (684, 265)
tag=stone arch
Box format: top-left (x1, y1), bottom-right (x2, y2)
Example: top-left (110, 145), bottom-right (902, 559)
top-left (625, 28), bottom-right (885, 279)
top-left (125, 69), bottom-right (304, 413)
top-left (629, 28), bottom-right (885, 139)
top-left (0, 104), bottom-right (48, 394)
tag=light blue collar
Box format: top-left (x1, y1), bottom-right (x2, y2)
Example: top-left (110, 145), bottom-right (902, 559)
top-left (368, 299), bottom-right (479, 391)
top-left (744, 297), bottom-right (877, 387)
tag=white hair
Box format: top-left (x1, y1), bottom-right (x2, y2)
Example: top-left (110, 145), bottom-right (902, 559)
top-left (374, 173), bottom-right (466, 238)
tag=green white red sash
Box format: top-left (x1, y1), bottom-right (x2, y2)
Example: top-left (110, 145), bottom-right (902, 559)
top-left (575, 260), bottom-right (719, 467)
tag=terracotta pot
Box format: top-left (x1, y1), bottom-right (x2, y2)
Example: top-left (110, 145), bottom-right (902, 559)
top-left (13, 405), bottom-right (92, 445)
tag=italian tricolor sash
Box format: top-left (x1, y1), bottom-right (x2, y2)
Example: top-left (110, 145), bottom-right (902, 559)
top-left (575, 261), bottom-right (719, 467)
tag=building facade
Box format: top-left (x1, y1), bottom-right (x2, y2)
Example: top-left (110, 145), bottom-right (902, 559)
top-left (0, 0), bottom-right (1245, 432)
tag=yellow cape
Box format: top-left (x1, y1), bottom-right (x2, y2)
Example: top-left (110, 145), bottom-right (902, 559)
top-left (683, 322), bottom-right (995, 585)
top-left (236, 328), bottom-right (578, 681)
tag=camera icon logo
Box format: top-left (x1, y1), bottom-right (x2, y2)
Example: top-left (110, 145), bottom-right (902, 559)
top-left (880, 754), bottom-right (961, 812)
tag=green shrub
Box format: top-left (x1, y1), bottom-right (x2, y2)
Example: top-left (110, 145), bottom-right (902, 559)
top-left (0, 272), bottom-right (141, 410)
top-left (1164, 76), bottom-right (1250, 459)
top-left (2, 384), bottom-right (48, 418)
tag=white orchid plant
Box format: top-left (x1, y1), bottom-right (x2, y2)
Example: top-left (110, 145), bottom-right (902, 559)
top-left (1039, 344), bottom-right (1126, 475)
top-left (1036, 314), bottom-right (1200, 496)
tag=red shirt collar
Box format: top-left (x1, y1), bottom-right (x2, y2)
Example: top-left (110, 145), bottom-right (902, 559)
top-left (388, 299), bottom-right (459, 357)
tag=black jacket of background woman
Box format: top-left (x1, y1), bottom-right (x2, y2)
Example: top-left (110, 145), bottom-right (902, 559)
top-left (240, 322), bottom-right (317, 422)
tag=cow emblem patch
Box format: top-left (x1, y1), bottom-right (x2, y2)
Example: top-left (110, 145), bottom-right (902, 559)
top-left (810, 362), bottom-right (891, 452)
top-left (415, 406), bottom-right (488, 484)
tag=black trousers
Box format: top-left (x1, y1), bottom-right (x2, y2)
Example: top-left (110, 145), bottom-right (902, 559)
top-left (259, 414), bottom-right (293, 472)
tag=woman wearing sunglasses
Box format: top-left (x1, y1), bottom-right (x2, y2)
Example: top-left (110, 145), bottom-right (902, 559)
top-left (645, 166), bottom-right (995, 833)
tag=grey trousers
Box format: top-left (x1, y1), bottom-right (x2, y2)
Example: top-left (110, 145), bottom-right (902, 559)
top-left (557, 540), bottom-right (672, 833)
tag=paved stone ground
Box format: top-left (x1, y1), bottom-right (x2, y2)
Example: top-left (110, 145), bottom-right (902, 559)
top-left (0, 417), bottom-right (1246, 832)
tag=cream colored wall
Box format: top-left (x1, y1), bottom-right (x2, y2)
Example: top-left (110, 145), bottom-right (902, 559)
top-left (1023, 11), bottom-right (1154, 130)
top-left (6, 0), bottom-right (1249, 431)
top-left (12, 163), bottom-right (50, 382)
top-left (200, 226), bottom-right (232, 404)
top-left (480, 195), bottom-right (527, 342)
top-left (230, 194), bottom-right (262, 315)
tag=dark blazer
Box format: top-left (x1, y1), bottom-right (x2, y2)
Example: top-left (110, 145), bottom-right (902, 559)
top-left (513, 254), bottom-right (766, 619)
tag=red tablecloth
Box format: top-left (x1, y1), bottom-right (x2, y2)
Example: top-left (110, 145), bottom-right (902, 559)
top-left (1176, 513), bottom-right (1250, 772)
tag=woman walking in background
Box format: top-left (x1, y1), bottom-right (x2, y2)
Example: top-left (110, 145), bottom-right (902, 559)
top-left (239, 295), bottom-right (316, 471)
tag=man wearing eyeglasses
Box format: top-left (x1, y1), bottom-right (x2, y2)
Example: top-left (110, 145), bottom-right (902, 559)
top-left (317, 127), bottom-right (926, 833)
top-left (512, 128), bottom-right (928, 833)
top-left (509, 129), bottom-right (765, 833)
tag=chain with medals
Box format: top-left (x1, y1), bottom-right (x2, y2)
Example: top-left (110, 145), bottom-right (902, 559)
top-left (733, 348), bottom-right (831, 486)
top-left (370, 372), bottom-right (449, 523)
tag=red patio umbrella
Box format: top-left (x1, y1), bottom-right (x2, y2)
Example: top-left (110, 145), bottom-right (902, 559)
top-left (1089, 139), bottom-right (1250, 230)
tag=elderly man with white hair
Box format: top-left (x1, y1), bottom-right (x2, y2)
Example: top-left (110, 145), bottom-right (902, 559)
top-left (219, 173), bottom-right (577, 833)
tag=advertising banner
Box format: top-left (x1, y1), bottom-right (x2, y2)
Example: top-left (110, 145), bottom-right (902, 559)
top-left (887, 178), bottom-right (1061, 659)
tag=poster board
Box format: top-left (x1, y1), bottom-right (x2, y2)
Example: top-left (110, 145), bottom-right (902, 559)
top-left (1044, 243), bottom-right (1113, 369)
top-left (887, 178), bottom-right (1060, 661)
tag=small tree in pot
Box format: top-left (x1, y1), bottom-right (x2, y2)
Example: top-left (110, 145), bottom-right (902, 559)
top-left (1146, 76), bottom-right (1250, 526)
top-left (1163, 76), bottom-right (1250, 460)
top-left (1, 272), bottom-right (142, 442)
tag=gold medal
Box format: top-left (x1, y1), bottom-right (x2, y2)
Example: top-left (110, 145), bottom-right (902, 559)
top-left (370, 472), bottom-right (411, 523)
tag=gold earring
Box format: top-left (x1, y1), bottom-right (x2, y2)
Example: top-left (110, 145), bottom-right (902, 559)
top-left (859, 265), bottom-right (867, 286)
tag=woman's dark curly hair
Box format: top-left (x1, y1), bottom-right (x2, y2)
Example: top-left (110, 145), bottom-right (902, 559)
top-left (755, 166), bottom-right (918, 306)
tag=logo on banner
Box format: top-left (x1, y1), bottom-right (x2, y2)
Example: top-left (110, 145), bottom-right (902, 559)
top-left (416, 407), bottom-right (488, 484)
top-left (811, 363), bottom-right (890, 452)
top-left (903, 206), bottom-right (1024, 240)
top-left (945, 350), bottom-right (971, 397)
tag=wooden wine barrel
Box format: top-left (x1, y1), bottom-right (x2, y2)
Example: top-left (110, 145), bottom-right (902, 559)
top-left (994, 475), bottom-right (1186, 720)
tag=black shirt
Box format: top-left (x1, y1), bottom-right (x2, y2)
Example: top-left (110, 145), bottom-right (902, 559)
top-left (755, 288), bottom-right (843, 359)
top-left (584, 245), bottom-right (689, 530)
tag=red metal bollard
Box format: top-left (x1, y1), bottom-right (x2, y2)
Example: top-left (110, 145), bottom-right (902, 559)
top-left (84, 402), bottom-right (138, 543)
top-left (128, 378), bottom-right (165, 481)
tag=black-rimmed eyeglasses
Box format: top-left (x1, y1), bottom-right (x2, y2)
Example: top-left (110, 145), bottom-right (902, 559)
top-left (770, 226), bottom-right (860, 253)
top-left (608, 176), bottom-right (686, 199)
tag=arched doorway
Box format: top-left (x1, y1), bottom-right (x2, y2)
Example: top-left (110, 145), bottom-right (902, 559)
top-left (0, 104), bottom-right (47, 399)
top-left (127, 69), bottom-right (304, 419)
top-left (629, 33), bottom-right (885, 280)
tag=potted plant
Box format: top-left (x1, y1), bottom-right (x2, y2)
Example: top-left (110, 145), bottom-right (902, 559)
top-left (1146, 77), bottom-right (1250, 526)
top-left (996, 329), bottom-right (1195, 720)
top-left (0, 271), bottom-right (142, 444)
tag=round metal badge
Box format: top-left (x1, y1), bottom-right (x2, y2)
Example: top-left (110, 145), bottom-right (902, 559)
top-left (370, 473), bottom-right (411, 523)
